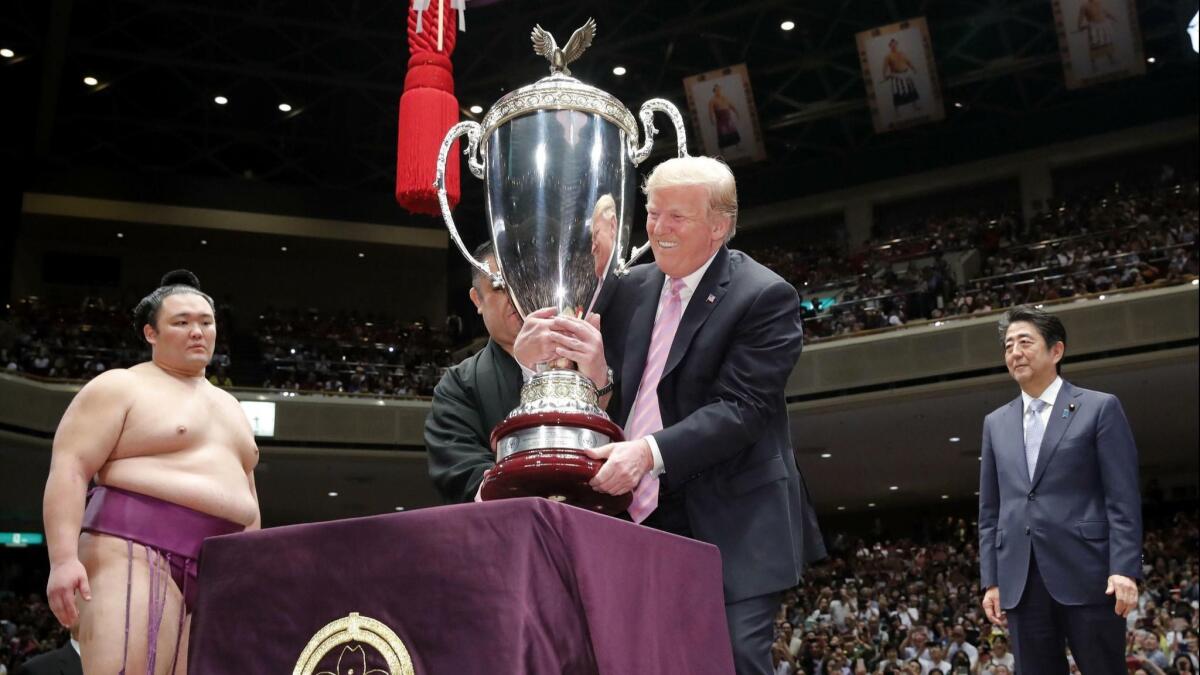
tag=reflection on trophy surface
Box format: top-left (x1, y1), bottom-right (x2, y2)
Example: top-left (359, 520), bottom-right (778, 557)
top-left (434, 18), bottom-right (687, 514)
top-left (590, 195), bottom-right (618, 280)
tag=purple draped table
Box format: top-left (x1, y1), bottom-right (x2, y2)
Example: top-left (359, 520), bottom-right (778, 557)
top-left (188, 497), bottom-right (735, 674)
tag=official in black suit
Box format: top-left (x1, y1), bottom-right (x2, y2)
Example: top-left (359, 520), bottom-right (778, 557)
top-left (516, 156), bottom-right (824, 675)
top-left (15, 641), bottom-right (82, 675)
top-left (426, 241), bottom-right (524, 503)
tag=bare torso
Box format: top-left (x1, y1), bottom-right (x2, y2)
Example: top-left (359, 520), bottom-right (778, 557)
top-left (96, 362), bottom-right (259, 526)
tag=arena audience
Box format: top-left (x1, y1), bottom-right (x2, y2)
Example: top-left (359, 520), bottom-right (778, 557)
top-left (771, 509), bottom-right (1198, 674)
top-left (1, 178), bottom-right (1195, 391)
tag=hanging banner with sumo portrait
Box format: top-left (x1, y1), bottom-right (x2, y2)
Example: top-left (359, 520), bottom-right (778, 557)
top-left (856, 17), bottom-right (945, 134)
top-left (682, 64), bottom-right (768, 164)
top-left (1051, 0), bottom-right (1146, 89)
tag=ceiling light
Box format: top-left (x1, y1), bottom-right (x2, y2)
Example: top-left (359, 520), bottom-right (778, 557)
top-left (1098, 294), bottom-right (1107, 300)
top-left (1146, 56), bottom-right (1156, 63)
top-left (388, 346), bottom-right (394, 353)
top-left (327, 491), bottom-right (338, 497)
top-left (1192, 279), bottom-right (1199, 286)
top-left (280, 246), bottom-right (288, 252)
top-left (395, 506), bottom-right (405, 511)
top-left (469, 105), bottom-right (483, 114)
top-left (83, 76), bottom-right (99, 86)
top-left (214, 95), bottom-right (228, 105)
top-left (837, 506), bottom-right (846, 511)
top-left (200, 239), bottom-right (208, 245)
top-left (820, 452), bottom-right (832, 459)
top-left (0, 48), bottom-right (14, 59)
top-left (868, 502), bottom-right (876, 508)
top-left (780, 20), bottom-right (796, 31)
top-left (357, 252), bottom-right (365, 258)
top-left (948, 437), bottom-right (960, 443)
top-left (116, 232), bottom-right (124, 238)
top-left (953, 102), bottom-right (963, 108)
top-left (974, 491), bottom-right (980, 496)
top-left (278, 103), bottom-right (292, 112)
top-left (612, 66), bottom-right (627, 76)
top-left (889, 485), bottom-right (899, 491)
top-left (941, 494), bottom-right (949, 500)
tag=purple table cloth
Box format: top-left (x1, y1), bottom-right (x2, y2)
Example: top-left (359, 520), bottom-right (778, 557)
top-left (188, 497), bottom-right (734, 674)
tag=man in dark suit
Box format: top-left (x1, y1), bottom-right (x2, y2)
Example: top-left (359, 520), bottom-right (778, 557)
top-left (14, 634), bottom-right (81, 675)
top-left (979, 305), bottom-right (1142, 674)
top-left (517, 156), bottom-right (824, 675)
top-left (425, 241), bottom-right (524, 503)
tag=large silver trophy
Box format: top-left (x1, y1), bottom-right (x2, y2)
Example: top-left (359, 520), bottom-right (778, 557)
top-left (434, 19), bottom-right (687, 514)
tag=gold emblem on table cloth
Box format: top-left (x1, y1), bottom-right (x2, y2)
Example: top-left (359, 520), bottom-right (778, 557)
top-left (293, 612), bottom-right (414, 675)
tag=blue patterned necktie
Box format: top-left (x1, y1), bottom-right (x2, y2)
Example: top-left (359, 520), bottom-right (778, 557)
top-left (1024, 398), bottom-right (1048, 481)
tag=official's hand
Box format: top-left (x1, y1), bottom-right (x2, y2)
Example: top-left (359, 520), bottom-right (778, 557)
top-left (46, 558), bottom-right (91, 627)
top-left (585, 439), bottom-right (653, 495)
top-left (512, 307), bottom-right (563, 370)
top-left (547, 313), bottom-right (607, 388)
top-left (1106, 574), bottom-right (1138, 617)
top-left (981, 586), bottom-right (1006, 627)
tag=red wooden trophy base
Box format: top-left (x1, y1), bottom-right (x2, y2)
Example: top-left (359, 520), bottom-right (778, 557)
top-left (481, 411), bottom-right (631, 515)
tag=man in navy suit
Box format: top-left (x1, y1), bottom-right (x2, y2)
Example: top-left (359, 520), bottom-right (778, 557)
top-left (517, 156), bottom-right (824, 675)
top-left (978, 306), bottom-right (1142, 674)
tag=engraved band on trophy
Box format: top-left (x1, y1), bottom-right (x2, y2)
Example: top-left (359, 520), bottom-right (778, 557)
top-left (434, 18), bottom-right (688, 514)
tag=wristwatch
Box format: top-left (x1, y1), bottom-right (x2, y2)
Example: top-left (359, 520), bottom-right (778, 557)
top-left (595, 367), bottom-right (615, 397)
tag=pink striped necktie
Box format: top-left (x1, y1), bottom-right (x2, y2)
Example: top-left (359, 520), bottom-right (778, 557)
top-left (624, 277), bottom-right (687, 523)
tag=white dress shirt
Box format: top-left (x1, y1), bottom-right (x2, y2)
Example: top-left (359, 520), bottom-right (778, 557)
top-left (1020, 375), bottom-right (1063, 444)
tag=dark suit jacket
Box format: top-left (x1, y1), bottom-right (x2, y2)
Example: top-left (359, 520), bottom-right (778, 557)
top-left (425, 339), bottom-right (523, 503)
top-left (978, 379), bottom-right (1143, 609)
top-left (15, 644), bottom-right (82, 675)
top-left (597, 247), bottom-right (825, 602)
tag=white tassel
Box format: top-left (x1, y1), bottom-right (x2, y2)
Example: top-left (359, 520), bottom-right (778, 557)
top-left (413, 0), bottom-right (431, 33)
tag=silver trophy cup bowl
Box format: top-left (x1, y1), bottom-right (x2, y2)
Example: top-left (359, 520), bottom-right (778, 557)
top-left (434, 19), bottom-right (687, 513)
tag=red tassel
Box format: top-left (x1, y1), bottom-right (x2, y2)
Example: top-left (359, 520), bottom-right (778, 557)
top-left (395, 2), bottom-right (460, 216)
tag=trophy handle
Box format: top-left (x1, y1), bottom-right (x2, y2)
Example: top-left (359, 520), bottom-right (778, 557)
top-left (616, 99), bottom-right (689, 276)
top-left (435, 121), bottom-right (503, 288)
top-left (629, 98), bottom-right (689, 166)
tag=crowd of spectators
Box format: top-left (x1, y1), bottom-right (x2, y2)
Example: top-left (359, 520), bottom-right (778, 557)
top-left (1, 175), bottom-right (1195, 394)
top-left (755, 178), bottom-right (1198, 341)
top-left (0, 593), bottom-right (68, 674)
top-left (254, 307), bottom-right (455, 396)
top-left (770, 509), bottom-right (1199, 675)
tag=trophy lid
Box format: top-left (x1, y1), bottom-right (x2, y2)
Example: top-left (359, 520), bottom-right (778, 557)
top-left (479, 19), bottom-right (639, 143)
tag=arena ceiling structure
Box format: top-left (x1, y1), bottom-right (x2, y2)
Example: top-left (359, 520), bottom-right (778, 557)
top-left (1, 0), bottom-right (1197, 217)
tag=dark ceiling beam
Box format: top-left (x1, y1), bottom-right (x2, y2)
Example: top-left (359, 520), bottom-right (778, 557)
top-left (34, 0), bottom-right (73, 162)
top-left (72, 47), bottom-right (403, 94)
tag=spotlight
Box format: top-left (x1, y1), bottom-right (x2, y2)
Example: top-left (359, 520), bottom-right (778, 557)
top-left (0, 48), bottom-right (14, 59)
top-left (214, 95), bottom-right (228, 105)
top-left (469, 105), bottom-right (483, 114)
top-left (612, 66), bottom-right (627, 76)
top-left (327, 491), bottom-right (339, 497)
top-left (278, 103), bottom-right (292, 112)
top-left (83, 76), bottom-right (99, 86)
top-left (780, 20), bottom-right (796, 31)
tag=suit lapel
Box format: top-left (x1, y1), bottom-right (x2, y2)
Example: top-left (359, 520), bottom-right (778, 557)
top-left (619, 268), bottom-right (665, 419)
top-left (661, 247), bottom-right (731, 381)
top-left (1004, 397), bottom-right (1032, 486)
top-left (1031, 380), bottom-right (1082, 488)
